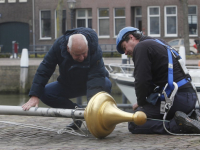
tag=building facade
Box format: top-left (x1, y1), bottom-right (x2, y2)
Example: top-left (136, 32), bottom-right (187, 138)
top-left (0, 0), bottom-right (199, 53)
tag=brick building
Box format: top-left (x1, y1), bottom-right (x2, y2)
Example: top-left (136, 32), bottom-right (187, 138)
top-left (0, 0), bottom-right (199, 53)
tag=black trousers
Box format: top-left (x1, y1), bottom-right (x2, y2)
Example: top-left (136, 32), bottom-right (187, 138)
top-left (128, 92), bottom-right (197, 134)
top-left (39, 77), bottom-right (112, 109)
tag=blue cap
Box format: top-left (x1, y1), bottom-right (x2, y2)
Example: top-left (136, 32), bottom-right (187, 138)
top-left (116, 27), bottom-right (140, 54)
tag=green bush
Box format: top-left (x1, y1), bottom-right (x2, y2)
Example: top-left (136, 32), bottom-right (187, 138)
top-left (186, 54), bottom-right (200, 59)
top-left (29, 54), bottom-right (46, 58)
top-left (0, 53), bottom-right (11, 58)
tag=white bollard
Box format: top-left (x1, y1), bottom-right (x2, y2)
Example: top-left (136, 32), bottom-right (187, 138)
top-left (121, 54), bottom-right (127, 64)
top-left (179, 46), bottom-right (186, 64)
top-left (20, 48), bottom-right (29, 67)
top-left (20, 48), bottom-right (29, 93)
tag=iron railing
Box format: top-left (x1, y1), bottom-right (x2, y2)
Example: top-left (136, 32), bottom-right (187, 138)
top-left (29, 44), bottom-right (117, 57)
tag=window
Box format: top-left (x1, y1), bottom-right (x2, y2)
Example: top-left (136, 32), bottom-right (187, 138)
top-left (55, 10), bottom-right (66, 38)
top-left (148, 6), bottom-right (160, 37)
top-left (40, 10), bottom-right (51, 39)
top-left (114, 8), bottom-right (125, 37)
top-left (19, 0), bottom-right (27, 2)
top-left (188, 6), bottom-right (198, 36)
top-left (135, 7), bottom-right (142, 31)
top-left (98, 8), bottom-right (110, 37)
top-left (8, 0), bottom-right (16, 3)
top-left (76, 9), bottom-right (92, 28)
top-left (164, 6), bottom-right (177, 37)
top-left (0, 0), bottom-right (5, 3)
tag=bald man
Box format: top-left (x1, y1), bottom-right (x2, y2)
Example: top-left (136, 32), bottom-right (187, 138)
top-left (22, 27), bottom-right (112, 130)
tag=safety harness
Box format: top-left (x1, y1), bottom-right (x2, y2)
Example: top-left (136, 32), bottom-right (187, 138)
top-left (146, 39), bottom-right (200, 135)
top-left (153, 39), bottom-right (193, 113)
top-left (144, 39), bottom-right (193, 113)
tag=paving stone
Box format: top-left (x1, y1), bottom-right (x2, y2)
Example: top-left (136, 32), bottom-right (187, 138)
top-left (0, 115), bottom-right (200, 149)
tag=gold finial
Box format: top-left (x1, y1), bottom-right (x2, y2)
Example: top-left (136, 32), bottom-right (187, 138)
top-left (84, 92), bottom-right (147, 138)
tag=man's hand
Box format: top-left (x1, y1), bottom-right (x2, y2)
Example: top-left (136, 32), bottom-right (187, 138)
top-left (22, 96), bottom-right (39, 111)
top-left (132, 103), bottom-right (139, 111)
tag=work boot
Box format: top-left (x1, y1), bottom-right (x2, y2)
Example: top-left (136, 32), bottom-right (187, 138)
top-left (66, 120), bottom-right (82, 130)
top-left (190, 109), bottom-right (200, 122)
top-left (174, 111), bottom-right (200, 133)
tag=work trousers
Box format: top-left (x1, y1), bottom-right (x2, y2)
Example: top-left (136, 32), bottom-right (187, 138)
top-left (128, 92), bottom-right (197, 134)
top-left (39, 77), bottom-right (112, 109)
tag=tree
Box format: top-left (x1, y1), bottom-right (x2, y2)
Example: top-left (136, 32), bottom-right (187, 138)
top-left (56, 0), bottom-right (64, 38)
top-left (180, 0), bottom-right (190, 54)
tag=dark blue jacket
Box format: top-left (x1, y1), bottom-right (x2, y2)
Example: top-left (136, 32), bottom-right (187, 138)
top-left (29, 27), bottom-right (108, 100)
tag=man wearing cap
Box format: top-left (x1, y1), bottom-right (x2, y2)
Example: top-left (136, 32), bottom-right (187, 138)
top-left (116, 26), bottom-right (200, 134)
top-left (22, 27), bottom-right (112, 130)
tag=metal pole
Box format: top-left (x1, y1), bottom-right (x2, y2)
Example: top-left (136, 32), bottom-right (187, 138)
top-left (76, 97), bottom-right (82, 106)
top-left (0, 106), bottom-right (84, 119)
top-left (122, 54), bottom-right (128, 104)
top-left (12, 41), bottom-right (15, 59)
top-left (70, 9), bottom-right (74, 29)
top-left (122, 94), bottom-right (128, 104)
top-left (32, 0), bottom-right (36, 57)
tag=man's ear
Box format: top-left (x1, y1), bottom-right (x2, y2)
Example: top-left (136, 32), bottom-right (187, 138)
top-left (67, 46), bottom-right (70, 53)
top-left (129, 34), bottom-right (133, 39)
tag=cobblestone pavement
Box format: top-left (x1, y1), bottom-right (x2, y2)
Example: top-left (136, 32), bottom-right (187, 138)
top-left (0, 115), bottom-right (200, 150)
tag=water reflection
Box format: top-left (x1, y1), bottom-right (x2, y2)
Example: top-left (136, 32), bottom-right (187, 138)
top-left (0, 93), bottom-right (199, 108)
top-left (0, 93), bottom-right (128, 107)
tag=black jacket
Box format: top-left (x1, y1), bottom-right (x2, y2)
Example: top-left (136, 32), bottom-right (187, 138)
top-left (133, 36), bottom-right (192, 106)
top-left (29, 27), bottom-right (108, 100)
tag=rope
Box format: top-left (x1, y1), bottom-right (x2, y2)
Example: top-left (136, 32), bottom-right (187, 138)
top-left (162, 112), bottom-right (200, 136)
top-left (0, 119), bottom-right (88, 137)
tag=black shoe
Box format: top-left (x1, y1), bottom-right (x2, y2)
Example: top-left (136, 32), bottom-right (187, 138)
top-left (66, 120), bottom-right (82, 130)
top-left (191, 109), bottom-right (200, 122)
top-left (174, 111), bottom-right (200, 133)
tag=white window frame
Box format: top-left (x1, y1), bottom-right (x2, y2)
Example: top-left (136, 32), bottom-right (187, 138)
top-left (98, 8), bottom-right (110, 38)
top-left (148, 6), bottom-right (160, 37)
top-left (188, 5), bottom-right (198, 37)
top-left (76, 9), bottom-right (92, 28)
top-left (113, 8), bottom-right (126, 38)
top-left (164, 6), bottom-right (178, 37)
top-left (19, 0), bottom-right (27, 2)
top-left (8, 0), bottom-right (16, 3)
top-left (55, 10), bottom-right (67, 39)
top-left (39, 10), bottom-right (52, 40)
top-left (0, 0), bottom-right (5, 3)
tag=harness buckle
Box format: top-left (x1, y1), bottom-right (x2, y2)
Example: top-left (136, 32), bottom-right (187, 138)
top-left (162, 82), bottom-right (178, 111)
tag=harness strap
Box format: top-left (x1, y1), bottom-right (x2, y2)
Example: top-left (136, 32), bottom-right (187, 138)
top-left (144, 39), bottom-right (190, 101)
top-left (177, 78), bottom-right (189, 87)
top-left (154, 39), bottom-right (174, 91)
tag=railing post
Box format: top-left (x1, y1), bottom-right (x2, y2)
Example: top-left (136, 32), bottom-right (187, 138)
top-left (76, 97), bottom-right (82, 106)
top-left (122, 94), bottom-right (128, 104)
top-left (111, 44), bottom-right (113, 57)
top-left (122, 53), bottom-right (128, 103)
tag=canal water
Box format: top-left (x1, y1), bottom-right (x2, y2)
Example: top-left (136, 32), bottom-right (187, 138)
top-left (0, 93), bottom-right (128, 108)
top-left (0, 89), bottom-right (199, 108)
top-left (0, 78), bottom-right (130, 107)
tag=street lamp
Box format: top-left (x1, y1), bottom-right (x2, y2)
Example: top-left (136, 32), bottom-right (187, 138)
top-left (67, 0), bottom-right (76, 29)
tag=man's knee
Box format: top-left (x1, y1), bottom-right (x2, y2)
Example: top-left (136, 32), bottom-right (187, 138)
top-left (128, 122), bottom-right (137, 133)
